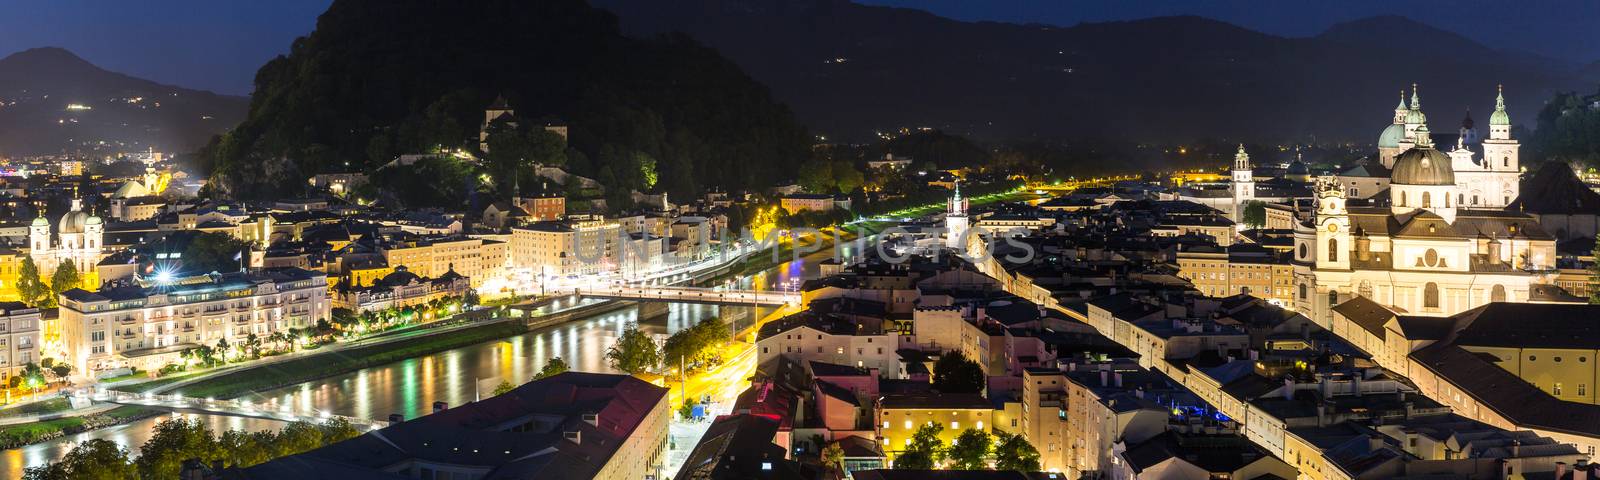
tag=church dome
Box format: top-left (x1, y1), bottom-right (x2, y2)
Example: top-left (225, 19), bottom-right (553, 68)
top-left (1287, 159), bottom-right (1309, 176)
top-left (31, 216), bottom-right (48, 227)
top-left (1378, 123), bottom-right (1406, 148)
top-left (1404, 108), bottom-right (1427, 125)
top-left (86, 216), bottom-right (102, 226)
top-left (1391, 146), bottom-right (1455, 185)
top-left (58, 210), bottom-right (90, 234)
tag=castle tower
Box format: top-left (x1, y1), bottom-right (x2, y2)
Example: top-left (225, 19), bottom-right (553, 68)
top-left (1231, 144), bottom-right (1255, 221)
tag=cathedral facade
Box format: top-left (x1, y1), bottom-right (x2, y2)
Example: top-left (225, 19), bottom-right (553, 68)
top-left (1293, 86), bottom-right (1572, 326)
top-left (29, 198), bottom-right (105, 286)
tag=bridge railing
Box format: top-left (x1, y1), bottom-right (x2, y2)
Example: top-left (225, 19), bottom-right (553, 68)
top-left (90, 390), bottom-right (386, 428)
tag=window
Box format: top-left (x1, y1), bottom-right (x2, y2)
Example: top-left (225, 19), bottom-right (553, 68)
top-left (1422, 191), bottom-right (1431, 208)
top-left (1581, 384), bottom-right (1588, 396)
top-left (1529, 355), bottom-right (1538, 362)
top-left (1401, 191), bottom-right (1408, 206)
top-left (1458, 193), bottom-right (1464, 205)
top-left (1424, 283), bottom-right (1440, 309)
top-left (1491, 285), bottom-right (1506, 303)
top-left (977, 421), bottom-right (984, 430)
top-left (1554, 383), bottom-right (1563, 396)
top-left (951, 421), bottom-right (960, 429)
top-left (1299, 284), bottom-right (1308, 299)
top-left (1328, 239), bottom-right (1338, 262)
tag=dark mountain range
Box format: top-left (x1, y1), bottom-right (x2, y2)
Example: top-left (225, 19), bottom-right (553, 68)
top-left (0, 47), bottom-right (247, 156)
top-left (208, 0), bottom-right (809, 200)
top-left (592, 0), bottom-right (1599, 144)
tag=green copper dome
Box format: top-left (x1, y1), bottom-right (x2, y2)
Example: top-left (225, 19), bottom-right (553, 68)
top-left (1378, 123), bottom-right (1406, 148)
top-left (1405, 107), bottom-right (1427, 125)
top-left (1489, 87), bottom-right (1510, 126)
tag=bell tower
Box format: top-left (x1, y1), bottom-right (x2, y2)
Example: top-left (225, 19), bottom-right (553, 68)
top-left (1231, 144), bottom-right (1254, 222)
top-left (1314, 178), bottom-right (1350, 271)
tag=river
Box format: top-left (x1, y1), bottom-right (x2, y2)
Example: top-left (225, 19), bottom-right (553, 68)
top-left (0, 247), bottom-right (835, 476)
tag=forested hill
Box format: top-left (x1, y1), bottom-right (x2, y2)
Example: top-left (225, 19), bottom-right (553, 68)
top-left (206, 0), bottom-right (810, 200)
top-left (592, 0), bottom-right (1597, 144)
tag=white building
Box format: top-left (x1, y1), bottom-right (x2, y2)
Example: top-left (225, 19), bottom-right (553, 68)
top-left (57, 268), bottom-right (330, 377)
top-left (1291, 110), bottom-right (1570, 326)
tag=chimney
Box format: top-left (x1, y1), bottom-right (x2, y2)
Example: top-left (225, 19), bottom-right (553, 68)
top-left (1368, 435), bottom-right (1385, 451)
top-left (1556, 462), bottom-right (1568, 479)
top-left (1100, 370), bottom-right (1108, 386)
top-left (1114, 372), bottom-right (1124, 388)
top-left (1488, 238), bottom-right (1502, 265)
top-left (433, 401), bottom-right (448, 413)
top-left (1356, 235), bottom-right (1371, 262)
top-left (1511, 439), bottom-right (1520, 457)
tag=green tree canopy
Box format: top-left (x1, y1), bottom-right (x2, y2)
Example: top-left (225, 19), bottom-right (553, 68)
top-left (1240, 200), bottom-right (1268, 229)
top-left (606, 322), bottom-right (659, 375)
top-left (535, 357), bottom-right (570, 380)
top-left (992, 430), bottom-right (1041, 472)
top-left (932, 351), bottom-right (986, 394)
top-left (17, 256), bottom-right (46, 307)
top-left (21, 439), bottom-right (137, 480)
top-left (895, 422), bottom-right (946, 469)
top-left (49, 262), bottom-right (81, 300)
top-left (947, 428), bottom-right (993, 470)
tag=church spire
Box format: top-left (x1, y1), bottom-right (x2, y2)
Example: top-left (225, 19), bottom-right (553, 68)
top-left (1405, 84), bottom-right (1427, 126)
top-left (1490, 84), bottom-right (1511, 126)
top-left (1234, 144), bottom-right (1250, 171)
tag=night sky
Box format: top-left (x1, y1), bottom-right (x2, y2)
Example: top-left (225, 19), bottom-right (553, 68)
top-left (1, 0), bottom-right (1594, 96)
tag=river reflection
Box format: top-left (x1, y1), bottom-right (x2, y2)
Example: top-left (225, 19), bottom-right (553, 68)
top-left (0, 250), bottom-right (832, 476)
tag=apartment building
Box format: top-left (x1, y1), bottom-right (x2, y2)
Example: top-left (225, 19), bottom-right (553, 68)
top-left (0, 302), bottom-right (42, 381)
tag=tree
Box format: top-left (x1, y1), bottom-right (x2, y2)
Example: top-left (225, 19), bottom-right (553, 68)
top-left (19, 362), bottom-right (45, 391)
top-left (992, 430), bottom-right (1041, 472)
top-left (821, 441), bottom-right (846, 476)
top-left (135, 419), bottom-right (222, 480)
top-left (22, 439), bottom-right (137, 480)
top-left (215, 338), bottom-right (231, 363)
top-left (895, 422), bottom-right (945, 469)
top-left (49, 262), bottom-right (82, 300)
top-left (17, 256), bottom-right (45, 307)
top-left (606, 322), bottom-right (659, 375)
top-left (534, 357), bottom-right (569, 380)
top-left (177, 232), bottom-right (254, 274)
top-left (1240, 200), bottom-right (1268, 229)
top-left (49, 364), bottom-right (71, 381)
top-left (932, 351), bottom-right (986, 394)
top-left (244, 333), bottom-right (263, 359)
top-left (492, 381), bottom-right (516, 396)
top-left (947, 428), bottom-right (993, 470)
